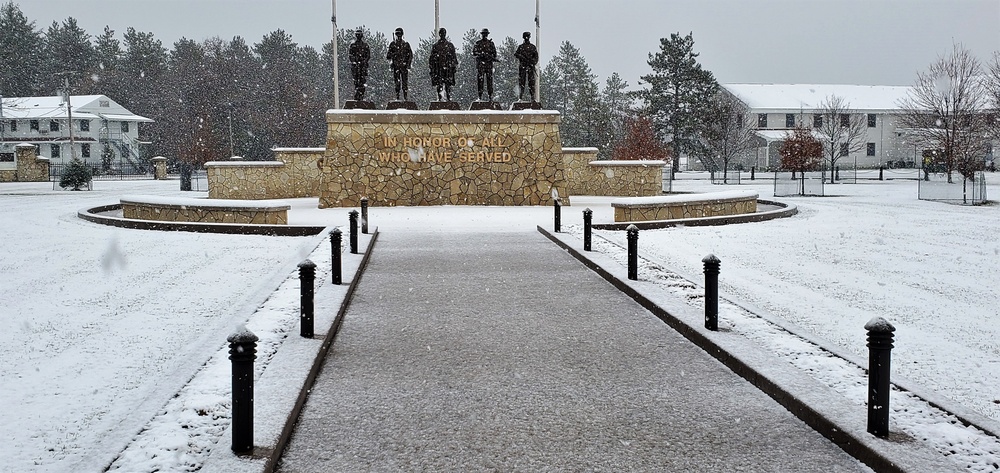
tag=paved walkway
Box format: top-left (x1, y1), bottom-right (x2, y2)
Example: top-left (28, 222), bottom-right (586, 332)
top-left (277, 231), bottom-right (867, 472)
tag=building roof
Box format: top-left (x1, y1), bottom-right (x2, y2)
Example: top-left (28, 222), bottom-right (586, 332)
top-left (0, 95), bottom-right (153, 122)
top-left (723, 84), bottom-right (915, 112)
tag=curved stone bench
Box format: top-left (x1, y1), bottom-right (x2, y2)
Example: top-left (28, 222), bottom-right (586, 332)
top-left (120, 195), bottom-right (290, 225)
top-left (612, 190), bottom-right (759, 223)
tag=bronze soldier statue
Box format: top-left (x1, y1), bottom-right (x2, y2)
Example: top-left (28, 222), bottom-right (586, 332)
top-left (348, 28), bottom-right (370, 101)
top-left (473, 28), bottom-right (497, 102)
top-left (514, 31), bottom-right (538, 102)
top-left (386, 27), bottom-right (413, 101)
top-left (428, 28), bottom-right (458, 102)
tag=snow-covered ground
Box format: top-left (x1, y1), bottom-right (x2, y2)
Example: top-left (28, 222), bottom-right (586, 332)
top-left (2, 174), bottom-right (1000, 471)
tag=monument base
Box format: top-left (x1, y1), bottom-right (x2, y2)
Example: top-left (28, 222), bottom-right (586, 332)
top-left (386, 100), bottom-right (418, 110)
top-left (321, 109), bottom-right (566, 207)
top-left (470, 101), bottom-right (502, 111)
top-left (511, 101), bottom-right (542, 110)
top-left (429, 101), bottom-right (462, 111)
top-left (345, 100), bottom-right (376, 110)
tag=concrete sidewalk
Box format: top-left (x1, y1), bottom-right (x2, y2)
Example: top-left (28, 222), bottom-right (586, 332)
top-left (277, 230), bottom-right (868, 472)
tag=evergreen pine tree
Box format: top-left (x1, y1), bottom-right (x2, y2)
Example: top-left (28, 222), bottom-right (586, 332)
top-left (0, 2), bottom-right (43, 96)
top-left (60, 156), bottom-right (93, 190)
top-left (637, 32), bottom-right (719, 172)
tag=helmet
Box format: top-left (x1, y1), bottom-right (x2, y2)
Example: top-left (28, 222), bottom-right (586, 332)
top-left (481, 28), bottom-right (489, 35)
top-left (523, 31), bottom-right (531, 39)
top-left (394, 27), bottom-right (403, 35)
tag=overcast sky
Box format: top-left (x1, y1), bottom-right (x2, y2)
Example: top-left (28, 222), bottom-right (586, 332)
top-left (14, 0), bottom-right (1000, 89)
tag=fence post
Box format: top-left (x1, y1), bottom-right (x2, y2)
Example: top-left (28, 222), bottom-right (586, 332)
top-left (879, 166), bottom-right (884, 181)
top-left (583, 208), bottom-right (593, 251)
top-left (865, 317), bottom-right (895, 437)
top-left (298, 260), bottom-right (316, 338)
top-left (228, 328), bottom-right (259, 454)
top-left (553, 198), bottom-right (561, 233)
top-left (349, 210), bottom-right (359, 254)
top-left (330, 228), bottom-right (342, 285)
top-left (703, 254), bottom-right (720, 331)
top-left (626, 224), bottom-right (638, 280)
top-left (750, 166), bottom-right (755, 180)
top-left (360, 197), bottom-right (369, 234)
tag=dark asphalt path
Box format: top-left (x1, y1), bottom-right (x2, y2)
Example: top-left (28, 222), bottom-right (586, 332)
top-left (277, 231), bottom-right (868, 472)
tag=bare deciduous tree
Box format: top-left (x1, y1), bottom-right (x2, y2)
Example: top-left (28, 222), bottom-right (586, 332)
top-left (699, 90), bottom-right (758, 180)
top-left (897, 44), bottom-right (991, 183)
top-left (779, 125), bottom-right (823, 173)
top-left (815, 95), bottom-right (867, 183)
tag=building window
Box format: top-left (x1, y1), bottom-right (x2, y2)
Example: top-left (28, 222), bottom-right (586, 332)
top-left (80, 120), bottom-right (90, 132)
top-left (30, 120), bottom-right (39, 131)
top-left (757, 113), bottom-right (767, 128)
top-left (867, 143), bottom-right (876, 156)
top-left (839, 143), bottom-right (849, 156)
top-left (81, 143), bottom-right (91, 158)
top-left (50, 144), bottom-right (60, 158)
top-left (840, 114), bottom-right (850, 127)
top-left (9, 120), bottom-right (16, 132)
top-left (813, 115), bottom-right (823, 128)
top-left (50, 120), bottom-right (60, 132)
top-left (785, 113), bottom-right (795, 127)
top-left (121, 121), bottom-right (129, 133)
top-left (867, 114), bottom-right (876, 127)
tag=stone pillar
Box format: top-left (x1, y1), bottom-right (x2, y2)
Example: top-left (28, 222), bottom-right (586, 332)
top-left (15, 143), bottom-right (49, 182)
top-left (151, 156), bottom-right (168, 180)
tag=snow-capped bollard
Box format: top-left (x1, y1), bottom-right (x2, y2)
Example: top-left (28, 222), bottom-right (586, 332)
top-left (348, 210), bottom-right (359, 254)
top-left (750, 166), bottom-right (755, 180)
top-left (553, 199), bottom-right (562, 232)
top-left (360, 197), bottom-right (369, 234)
top-left (330, 228), bottom-right (342, 285)
top-left (626, 224), bottom-right (638, 280)
top-left (879, 166), bottom-right (884, 181)
top-left (583, 208), bottom-right (593, 251)
top-left (865, 317), bottom-right (895, 437)
top-left (298, 259), bottom-right (316, 338)
top-left (703, 254), bottom-right (721, 331)
top-left (228, 328), bottom-right (259, 454)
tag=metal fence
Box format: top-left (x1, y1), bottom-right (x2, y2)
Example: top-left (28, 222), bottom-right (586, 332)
top-left (49, 162), bottom-right (153, 181)
top-left (710, 170), bottom-right (742, 185)
top-left (773, 171), bottom-right (826, 197)
top-left (917, 170), bottom-right (987, 205)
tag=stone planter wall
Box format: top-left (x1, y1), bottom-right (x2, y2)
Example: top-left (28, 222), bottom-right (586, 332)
top-left (121, 196), bottom-right (289, 224)
top-left (320, 110), bottom-right (566, 207)
top-left (563, 148), bottom-right (663, 197)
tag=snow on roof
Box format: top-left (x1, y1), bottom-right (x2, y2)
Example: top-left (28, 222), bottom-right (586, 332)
top-left (0, 95), bottom-right (153, 122)
top-left (723, 84), bottom-right (915, 112)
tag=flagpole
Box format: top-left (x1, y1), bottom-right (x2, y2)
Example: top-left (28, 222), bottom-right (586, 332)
top-left (332, 0), bottom-right (340, 109)
top-left (435, 0), bottom-right (440, 33)
top-left (535, 0), bottom-right (541, 103)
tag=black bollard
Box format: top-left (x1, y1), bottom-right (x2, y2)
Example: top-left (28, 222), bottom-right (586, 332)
top-left (228, 328), bottom-right (259, 454)
top-left (298, 259), bottom-right (316, 338)
top-left (348, 210), bottom-right (359, 254)
top-left (360, 197), bottom-right (369, 234)
top-left (554, 199), bottom-right (562, 233)
top-left (865, 317), bottom-right (896, 437)
top-left (703, 254), bottom-right (720, 331)
top-left (879, 166), bottom-right (884, 181)
top-left (750, 166), bottom-right (755, 180)
top-left (583, 208), bottom-right (593, 252)
top-left (626, 224), bottom-right (638, 280)
top-left (330, 228), bottom-right (342, 285)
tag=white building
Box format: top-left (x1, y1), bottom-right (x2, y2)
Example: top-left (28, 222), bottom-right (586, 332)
top-left (0, 95), bottom-right (153, 170)
top-left (722, 84), bottom-right (922, 170)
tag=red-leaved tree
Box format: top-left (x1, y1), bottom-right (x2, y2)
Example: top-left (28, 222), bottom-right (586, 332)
top-left (779, 126), bottom-right (823, 173)
top-left (611, 116), bottom-right (671, 162)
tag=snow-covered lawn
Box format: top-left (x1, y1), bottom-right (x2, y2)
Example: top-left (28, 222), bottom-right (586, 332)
top-left (2, 174), bottom-right (1000, 471)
